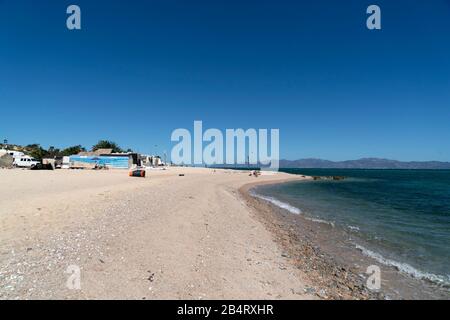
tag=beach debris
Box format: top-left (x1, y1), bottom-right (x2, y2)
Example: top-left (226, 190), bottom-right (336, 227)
top-left (179, 174), bottom-right (185, 176)
top-left (303, 287), bottom-right (316, 294)
top-left (129, 169), bottom-right (146, 177)
top-left (147, 271), bottom-right (155, 282)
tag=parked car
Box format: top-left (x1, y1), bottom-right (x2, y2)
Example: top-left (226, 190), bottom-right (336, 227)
top-left (14, 156), bottom-right (41, 168)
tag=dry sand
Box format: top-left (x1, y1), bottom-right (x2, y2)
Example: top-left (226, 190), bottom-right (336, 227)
top-left (0, 167), bottom-right (317, 299)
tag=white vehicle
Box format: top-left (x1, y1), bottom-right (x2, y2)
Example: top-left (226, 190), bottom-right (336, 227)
top-left (14, 156), bottom-right (40, 168)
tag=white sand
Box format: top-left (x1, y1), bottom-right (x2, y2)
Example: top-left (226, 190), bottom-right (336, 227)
top-left (0, 167), bottom-right (314, 299)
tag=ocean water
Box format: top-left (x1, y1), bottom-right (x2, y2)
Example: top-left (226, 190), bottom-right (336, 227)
top-left (253, 169), bottom-right (450, 289)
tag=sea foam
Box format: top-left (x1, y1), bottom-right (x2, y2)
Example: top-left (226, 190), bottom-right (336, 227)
top-left (250, 191), bottom-right (301, 214)
top-left (250, 190), bottom-right (339, 228)
top-left (355, 244), bottom-right (450, 288)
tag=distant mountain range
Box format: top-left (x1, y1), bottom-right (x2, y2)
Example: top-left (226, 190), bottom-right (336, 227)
top-left (279, 158), bottom-right (450, 170)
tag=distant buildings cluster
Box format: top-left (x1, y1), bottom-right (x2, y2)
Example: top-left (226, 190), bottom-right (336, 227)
top-left (0, 146), bottom-right (166, 170)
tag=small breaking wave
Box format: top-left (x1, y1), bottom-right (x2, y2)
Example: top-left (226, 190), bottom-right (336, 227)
top-left (250, 191), bottom-right (301, 214)
top-left (250, 190), bottom-right (337, 228)
top-left (306, 217), bottom-right (335, 227)
top-left (355, 244), bottom-right (450, 288)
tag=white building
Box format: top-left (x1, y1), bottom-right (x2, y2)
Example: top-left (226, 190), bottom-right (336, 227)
top-left (0, 149), bottom-right (25, 159)
top-left (142, 155), bottom-right (163, 167)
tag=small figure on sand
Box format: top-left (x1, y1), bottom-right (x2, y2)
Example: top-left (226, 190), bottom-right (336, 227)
top-left (249, 170), bottom-right (261, 177)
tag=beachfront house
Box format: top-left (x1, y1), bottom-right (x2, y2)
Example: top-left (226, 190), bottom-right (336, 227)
top-left (68, 149), bottom-right (140, 169)
top-left (141, 155), bottom-right (163, 167)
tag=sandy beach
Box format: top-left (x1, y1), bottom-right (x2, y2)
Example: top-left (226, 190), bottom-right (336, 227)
top-left (0, 167), bottom-right (323, 300)
top-left (3, 166), bottom-right (443, 300)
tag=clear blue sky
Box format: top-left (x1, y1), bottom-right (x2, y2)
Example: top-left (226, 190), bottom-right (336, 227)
top-left (1, 0), bottom-right (449, 161)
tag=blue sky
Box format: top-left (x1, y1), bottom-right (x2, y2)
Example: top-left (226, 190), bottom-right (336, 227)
top-left (1, 0), bottom-right (449, 161)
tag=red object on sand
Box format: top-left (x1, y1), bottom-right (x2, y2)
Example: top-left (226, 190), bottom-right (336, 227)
top-left (129, 169), bottom-right (146, 177)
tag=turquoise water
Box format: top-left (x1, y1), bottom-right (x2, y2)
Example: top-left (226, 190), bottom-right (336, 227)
top-left (254, 169), bottom-right (450, 287)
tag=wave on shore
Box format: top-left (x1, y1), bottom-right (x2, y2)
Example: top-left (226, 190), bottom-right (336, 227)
top-left (250, 191), bottom-right (302, 214)
top-left (355, 244), bottom-right (450, 288)
top-left (250, 190), bottom-right (338, 227)
top-left (250, 188), bottom-right (450, 290)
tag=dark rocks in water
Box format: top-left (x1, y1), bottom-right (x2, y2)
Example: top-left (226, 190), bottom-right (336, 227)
top-left (312, 176), bottom-right (345, 181)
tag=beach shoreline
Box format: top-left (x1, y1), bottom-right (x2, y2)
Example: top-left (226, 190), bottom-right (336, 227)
top-left (1, 167), bottom-right (447, 300)
top-left (239, 180), bottom-right (381, 300)
top-left (242, 178), bottom-right (450, 300)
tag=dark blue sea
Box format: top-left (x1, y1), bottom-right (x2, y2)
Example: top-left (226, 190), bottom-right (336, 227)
top-left (253, 169), bottom-right (450, 289)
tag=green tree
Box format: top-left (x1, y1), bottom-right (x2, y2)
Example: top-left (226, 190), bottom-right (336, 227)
top-left (92, 140), bottom-right (123, 153)
top-left (60, 145), bottom-right (86, 156)
top-left (25, 144), bottom-right (49, 160)
top-left (47, 146), bottom-right (61, 158)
